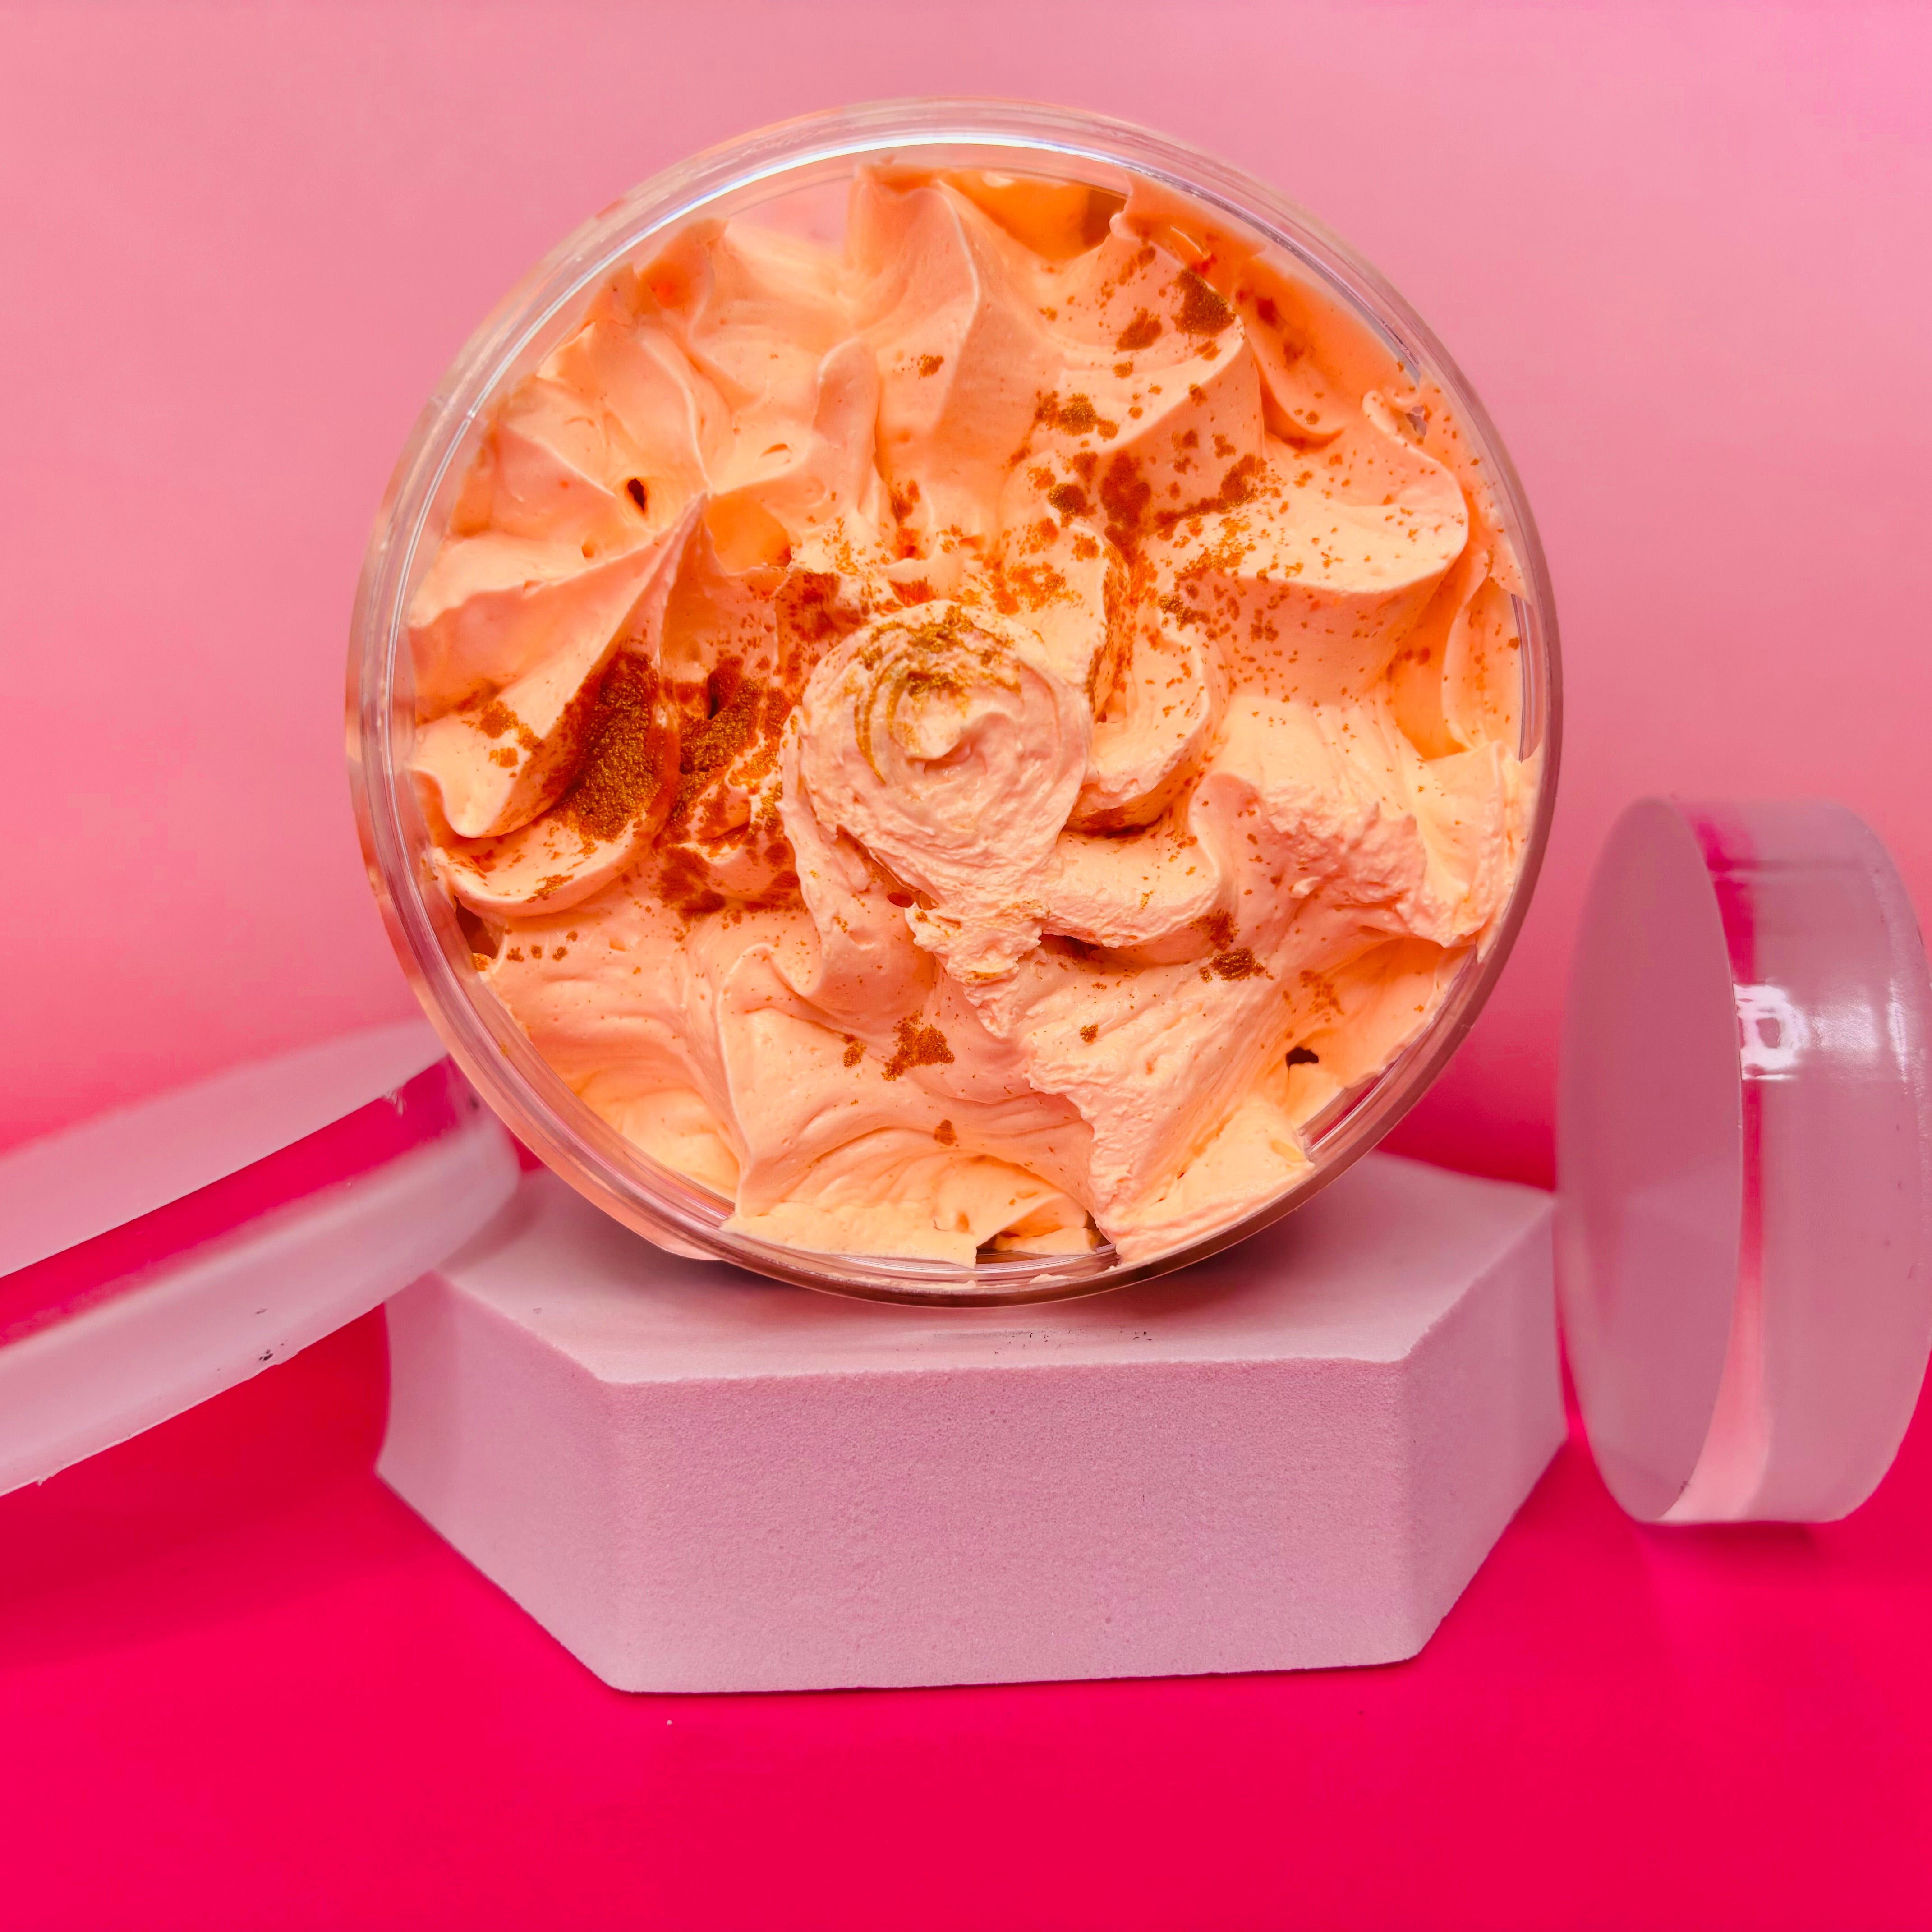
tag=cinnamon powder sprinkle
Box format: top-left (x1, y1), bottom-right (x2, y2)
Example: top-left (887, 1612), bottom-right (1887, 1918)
top-left (1099, 452), bottom-right (1153, 552)
top-left (1173, 271), bottom-right (1233, 336)
top-left (882, 1017), bottom-right (954, 1081)
top-left (557, 654), bottom-right (668, 843)
top-left (476, 699), bottom-right (533, 745)
top-left (933, 1119), bottom-right (957, 1146)
top-left (1039, 391), bottom-right (1099, 435)
top-left (666, 658), bottom-right (793, 836)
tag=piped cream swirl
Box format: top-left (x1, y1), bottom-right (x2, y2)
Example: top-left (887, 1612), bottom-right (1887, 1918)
top-left (794, 603), bottom-right (1089, 980)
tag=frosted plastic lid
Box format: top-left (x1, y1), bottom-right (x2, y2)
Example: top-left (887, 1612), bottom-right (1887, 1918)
top-left (1558, 799), bottom-right (1932, 1523)
top-left (0, 1020), bottom-right (519, 1494)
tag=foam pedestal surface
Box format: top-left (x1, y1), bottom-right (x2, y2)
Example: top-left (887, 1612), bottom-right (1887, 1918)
top-left (381, 1155), bottom-right (1562, 1692)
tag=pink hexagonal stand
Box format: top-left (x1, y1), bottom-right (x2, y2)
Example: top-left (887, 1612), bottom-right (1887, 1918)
top-left (379, 1154), bottom-right (1563, 1692)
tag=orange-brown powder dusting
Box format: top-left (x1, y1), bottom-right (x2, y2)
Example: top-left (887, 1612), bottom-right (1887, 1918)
top-left (1214, 455), bottom-right (1261, 510)
top-left (1036, 391), bottom-right (1119, 443)
top-left (933, 1119), bottom-right (957, 1146)
top-left (1210, 946), bottom-right (1263, 981)
top-left (1173, 271), bottom-right (1233, 336)
top-left (851, 605), bottom-right (1006, 772)
top-left (1299, 968), bottom-right (1343, 1019)
top-left (1099, 452), bottom-right (1154, 553)
top-left (776, 570), bottom-right (869, 658)
top-left (471, 697), bottom-right (540, 755)
top-left (1042, 391), bottom-right (1099, 434)
top-left (666, 661), bottom-right (788, 831)
top-left (651, 648), bottom-right (813, 918)
top-left (888, 479), bottom-right (923, 537)
top-left (1115, 309), bottom-right (1163, 352)
top-left (987, 558), bottom-right (1071, 616)
top-left (1119, 451), bottom-right (1270, 580)
top-left (842, 1036), bottom-right (864, 1068)
top-left (556, 655), bottom-right (670, 843)
top-left (882, 1017), bottom-right (955, 1081)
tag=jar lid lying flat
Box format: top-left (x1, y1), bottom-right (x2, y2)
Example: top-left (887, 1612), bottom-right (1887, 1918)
top-left (0, 1021), bottom-right (519, 1495)
top-left (1558, 798), bottom-right (1932, 1523)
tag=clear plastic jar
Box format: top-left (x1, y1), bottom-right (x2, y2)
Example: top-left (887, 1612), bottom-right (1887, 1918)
top-left (348, 98), bottom-right (1560, 1305)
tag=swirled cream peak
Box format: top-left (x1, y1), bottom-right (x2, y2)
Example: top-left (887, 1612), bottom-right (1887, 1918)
top-left (410, 166), bottom-right (1535, 1266)
top-left (796, 603), bottom-right (1090, 980)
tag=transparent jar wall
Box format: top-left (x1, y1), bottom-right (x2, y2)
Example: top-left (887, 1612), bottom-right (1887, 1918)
top-left (349, 99), bottom-right (1561, 1305)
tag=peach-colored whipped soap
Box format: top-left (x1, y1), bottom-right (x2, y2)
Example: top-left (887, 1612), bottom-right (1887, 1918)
top-left (409, 166), bottom-right (1534, 1265)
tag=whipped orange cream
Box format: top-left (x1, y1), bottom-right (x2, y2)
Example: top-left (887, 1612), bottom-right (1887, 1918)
top-left (410, 166), bottom-right (1534, 1265)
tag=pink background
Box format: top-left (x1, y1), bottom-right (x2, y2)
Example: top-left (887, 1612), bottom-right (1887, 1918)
top-left (4, 6), bottom-right (1932, 1926)
top-left (5, 1), bottom-right (1930, 1184)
